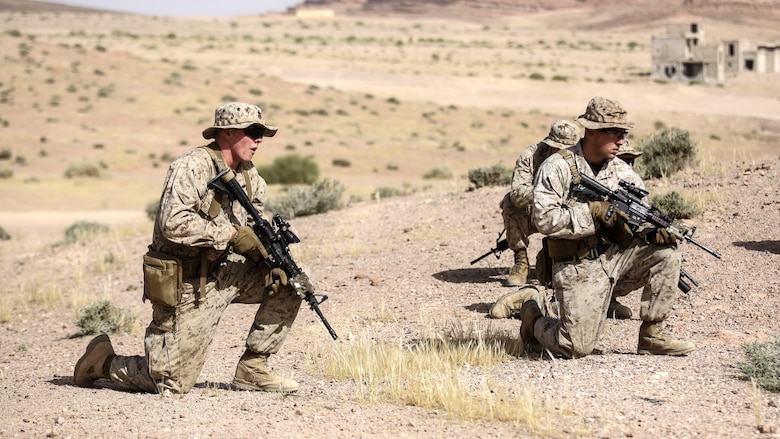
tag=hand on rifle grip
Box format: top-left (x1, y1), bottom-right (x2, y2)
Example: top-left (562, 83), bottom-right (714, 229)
top-left (268, 268), bottom-right (289, 295)
top-left (230, 226), bottom-right (268, 261)
top-left (589, 201), bottom-right (617, 227)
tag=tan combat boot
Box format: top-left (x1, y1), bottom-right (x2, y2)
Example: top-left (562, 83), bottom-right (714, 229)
top-left (488, 285), bottom-right (538, 319)
top-left (519, 299), bottom-right (543, 345)
top-left (505, 250), bottom-right (530, 287)
top-left (607, 297), bottom-right (632, 320)
top-left (232, 351), bottom-right (299, 393)
top-left (74, 334), bottom-right (115, 387)
top-left (637, 321), bottom-right (695, 356)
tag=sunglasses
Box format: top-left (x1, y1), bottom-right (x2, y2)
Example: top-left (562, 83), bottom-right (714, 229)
top-left (243, 125), bottom-right (265, 140)
top-left (599, 129), bottom-right (628, 140)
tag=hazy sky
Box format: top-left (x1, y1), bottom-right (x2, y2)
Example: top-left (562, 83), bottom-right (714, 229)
top-left (42, 0), bottom-right (304, 17)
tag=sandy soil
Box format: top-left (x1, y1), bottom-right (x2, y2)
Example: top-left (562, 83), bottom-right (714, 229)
top-left (1, 2), bottom-right (780, 438)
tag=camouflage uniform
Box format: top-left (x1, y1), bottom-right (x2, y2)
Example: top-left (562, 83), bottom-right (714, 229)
top-left (107, 146), bottom-right (301, 393)
top-left (75, 103), bottom-right (302, 394)
top-left (520, 97), bottom-right (694, 358)
top-left (529, 142), bottom-right (682, 358)
top-left (496, 120), bottom-right (581, 288)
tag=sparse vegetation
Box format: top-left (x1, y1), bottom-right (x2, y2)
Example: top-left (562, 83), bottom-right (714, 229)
top-left (266, 178), bottom-right (345, 218)
top-left (467, 164), bottom-right (512, 189)
top-left (75, 299), bottom-right (136, 336)
top-left (638, 128), bottom-right (698, 179)
top-left (64, 160), bottom-right (104, 178)
top-left (422, 166), bottom-right (453, 180)
top-left (59, 221), bottom-right (109, 246)
top-left (650, 191), bottom-right (703, 219)
top-left (258, 154), bottom-right (319, 185)
top-left (736, 338), bottom-right (780, 392)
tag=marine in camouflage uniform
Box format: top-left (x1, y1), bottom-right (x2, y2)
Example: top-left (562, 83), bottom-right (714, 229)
top-left (519, 96), bottom-right (694, 359)
top-left (490, 121), bottom-right (633, 321)
top-left (498, 120), bottom-right (580, 288)
top-left (74, 102), bottom-right (303, 394)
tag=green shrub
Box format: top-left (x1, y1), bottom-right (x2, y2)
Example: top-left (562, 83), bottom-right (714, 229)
top-left (423, 166), bottom-right (453, 180)
top-left (650, 191), bottom-right (702, 219)
top-left (60, 221), bottom-right (109, 245)
top-left (0, 225), bottom-right (11, 240)
top-left (736, 338), bottom-right (780, 392)
top-left (332, 158), bottom-right (351, 168)
top-left (266, 178), bottom-right (345, 218)
top-left (64, 160), bottom-right (104, 178)
top-left (638, 128), bottom-right (697, 179)
top-left (145, 199), bottom-right (160, 221)
top-left (75, 300), bottom-right (136, 336)
top-left (257, 154), bottom-right (319, 185)
top-left (468, 164), bottom-right (512, 189)
top-left (0, 166), bottom-right (12, 179)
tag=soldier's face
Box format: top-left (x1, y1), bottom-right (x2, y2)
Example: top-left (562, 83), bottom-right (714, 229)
top-left (592, 129), bottom-right (626, 161)
top-left (230, 128), bottom-right (263, 163)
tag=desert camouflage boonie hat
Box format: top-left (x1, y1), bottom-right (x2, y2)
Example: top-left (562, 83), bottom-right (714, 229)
top-left (617, 140), bottom-right (643, 158)
top-left (575, 96), bottom-right (635, 130)
top-left (202, 102), bottom-right (278, 140)
top-left (543, 119), bottom-right (581, 149)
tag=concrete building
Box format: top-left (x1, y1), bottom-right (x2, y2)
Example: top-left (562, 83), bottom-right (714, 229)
top-left (652, 23), bottom-right (779, 83)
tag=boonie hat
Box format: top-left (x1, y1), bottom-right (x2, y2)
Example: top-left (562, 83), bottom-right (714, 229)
top-left (543, 119), bottom-right (581, 149)
top-left (575, 96), bottom-right (635, 130)
top-left (617, 140), bottom-right (643, 158)
top-left (202, 102), bottom-right (278, 140)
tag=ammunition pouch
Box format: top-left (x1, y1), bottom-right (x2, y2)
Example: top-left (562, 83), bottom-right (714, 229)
top-left (142, 250), bottom-right (183, 308)
top-left (547, 235), bottom-right (611, 263)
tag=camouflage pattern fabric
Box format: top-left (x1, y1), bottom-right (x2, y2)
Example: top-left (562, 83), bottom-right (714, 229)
top-left (109, 144), bottom-right (302, 393)
top-left (530, 142), bottom-right (681, 358)
top-left (500, 142), bottom-right (556, 251)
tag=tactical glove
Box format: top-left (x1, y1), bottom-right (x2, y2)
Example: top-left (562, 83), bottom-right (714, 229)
top-left (589, 201), bottom-right (617, 227)
top-left (268, 268), bottom-right (289, 295)
top-left (644, 228), bottom-right (679, 246)
top-left (229, 226), bottom-right (268, 261)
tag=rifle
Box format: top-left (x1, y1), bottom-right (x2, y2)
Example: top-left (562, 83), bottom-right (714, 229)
top-left (208, 166), bottom-right (338, 340)
top-left (573, 173), bottom-right (721, 293)
top-left (470, 230), bottom-right (509, 265)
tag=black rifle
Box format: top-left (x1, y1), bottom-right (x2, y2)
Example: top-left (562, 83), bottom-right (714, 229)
top-left (573, 173), bottom-right (721, 293)
top-left (208, 166), bottom-right (338, 340)
top-left (470, 230), bottom-right (509, 265)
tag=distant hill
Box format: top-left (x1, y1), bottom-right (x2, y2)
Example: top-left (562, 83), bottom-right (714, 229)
top-left (298, 0), bottom-right (780, 20)
top-left (0, 0), bottom-right (112, 14)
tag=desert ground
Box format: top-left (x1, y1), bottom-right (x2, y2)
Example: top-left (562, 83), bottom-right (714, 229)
top-left (1, 1), bottom-right (779, 438)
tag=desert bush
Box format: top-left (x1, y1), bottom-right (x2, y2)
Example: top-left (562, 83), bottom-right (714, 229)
top-left (0, 149), bottom-right (11, 160)
top-left (529, 72), bottom-right (545, 80)
top-left (650, 191), bottom-right (703, 219)
top-left (266, 178), bottom-right (345, 218)
top-left (468, 164), bottom-right (512, 189)
top-left (0, 226), bottom-right (11, 240)
top-left (145, 199), bottom-right (160, 221)
top-left (736, 338), bottom-right (780, 392)
top-left (423, 166), bottom-right (453, 180)
top-left (64, 160), bottom-right (103, 178)
top-left (75, 300), bottom-right (136, 336)
top-left (60, 221), bottom-right (109, 245)
top-left (258, 154), bottom-right (319, 185)
top-left (0, 166), bottom-right (12, 179)
top-left (638, 128), bottom-right (698, 179)
top-left (332, 158), bottom-right (351, 168)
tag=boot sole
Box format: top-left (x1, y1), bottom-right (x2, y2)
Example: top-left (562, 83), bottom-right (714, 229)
top-left (637, 347), bottom-right (694, 356)
top-left (231, 378), bottom-right (299, 393)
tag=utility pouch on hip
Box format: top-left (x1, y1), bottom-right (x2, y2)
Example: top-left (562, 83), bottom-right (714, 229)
top-left (142, 250), bottom-right (183, 307)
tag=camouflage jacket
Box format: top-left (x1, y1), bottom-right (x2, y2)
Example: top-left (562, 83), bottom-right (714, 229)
top-left (532, 142), bottom-right (645, 240)
top-left (507, 141), bottom-right (557, 208)
top-left (150, 142), bottom-right (268, 263)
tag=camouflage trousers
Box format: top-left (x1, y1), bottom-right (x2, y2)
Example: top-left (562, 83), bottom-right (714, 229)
top-left (109, 253), bottom-right (302, 394)
top-left (531, 238), bottom-right (681, 358)
top-left (500, 193), bottom-right (537, 252)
